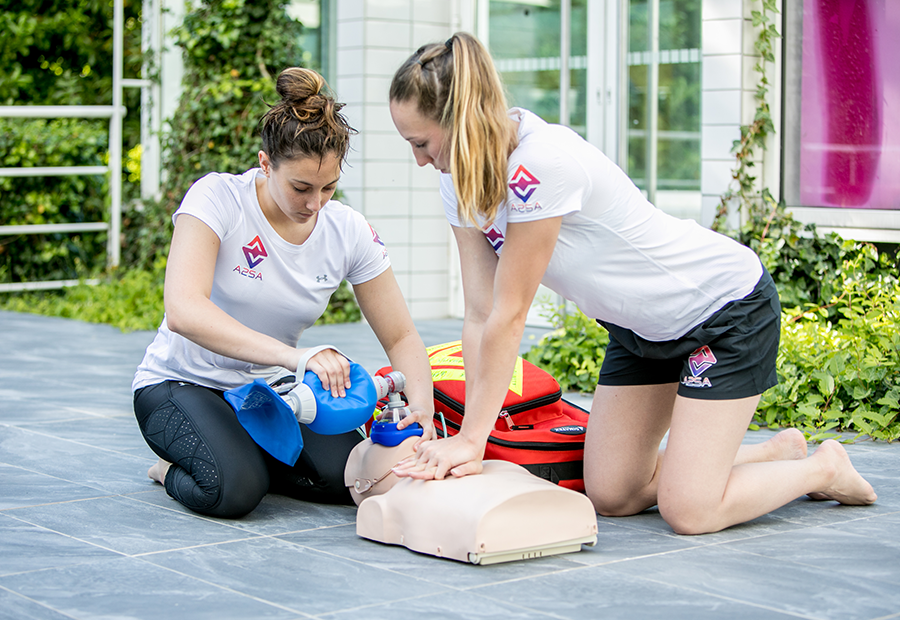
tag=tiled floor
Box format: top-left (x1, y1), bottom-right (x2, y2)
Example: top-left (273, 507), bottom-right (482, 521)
top-left (1, 309), bottom-right (898, 620)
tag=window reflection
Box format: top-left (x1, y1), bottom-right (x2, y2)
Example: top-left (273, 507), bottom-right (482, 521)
top-left (626, 0), bottom-right (701, 217)
top-left (287, 0), bottom-right (325, 73)
top-left (488, 0), bottom-right (587, 137)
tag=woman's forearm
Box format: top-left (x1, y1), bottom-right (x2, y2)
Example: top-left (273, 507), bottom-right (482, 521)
top-left (383, 330), bottom-right (434, 415)
top-left (458, 309), bottom-right (528, 444)
top-left (166, 294), bottom-right (300, 372)
top-left (164, 213), bottom-right (303, 373)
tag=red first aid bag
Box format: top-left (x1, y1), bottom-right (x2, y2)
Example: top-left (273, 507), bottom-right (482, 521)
top-left (377, 341), bottom-right (590, 492)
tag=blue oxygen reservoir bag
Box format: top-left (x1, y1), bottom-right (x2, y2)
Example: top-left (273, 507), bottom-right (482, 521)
top-left (224, 363), bottom-right (420, 465)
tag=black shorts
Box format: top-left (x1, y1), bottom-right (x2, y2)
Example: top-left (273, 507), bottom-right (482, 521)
top-left (597, 269), bottom-right (781, 400)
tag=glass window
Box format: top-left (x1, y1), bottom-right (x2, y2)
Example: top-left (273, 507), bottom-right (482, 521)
top-left (624, 0), bottom-right (701, 215)
top-left (287, 0), bottom-right (327, 74)
top-left (488, 0), bottom-right (588, 136)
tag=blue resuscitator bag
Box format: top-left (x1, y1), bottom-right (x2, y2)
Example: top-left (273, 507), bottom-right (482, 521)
top-left (224, 362), bottom-right (380, 466)
top-left (224, 378), bottom-right (304, 466)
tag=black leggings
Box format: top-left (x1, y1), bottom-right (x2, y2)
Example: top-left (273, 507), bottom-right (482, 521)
top-left (133, 380), bottom-right (362, 518)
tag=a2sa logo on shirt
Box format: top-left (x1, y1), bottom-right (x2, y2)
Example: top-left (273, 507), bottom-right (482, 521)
top-left (233, 235), bottom-right (266, 280)
top-left (483, 164), bottom-right (543, 252)
top-left (509, 164), bottom-right (542, 215)
top-left (369, 224), bottom-right (388, 259)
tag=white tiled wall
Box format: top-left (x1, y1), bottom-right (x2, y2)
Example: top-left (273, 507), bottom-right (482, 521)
top-left (334, 0), bottom-right (785, 316)
top-left (334, 0), bottom-right (454, 319)
top-left (700, 0), bottom-right (781, 227)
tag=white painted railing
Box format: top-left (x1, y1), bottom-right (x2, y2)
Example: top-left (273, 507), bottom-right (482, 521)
top-left (0, 0), bottom-right (125, 293)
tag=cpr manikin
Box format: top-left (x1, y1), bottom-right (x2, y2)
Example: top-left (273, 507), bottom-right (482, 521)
top-left (345, 372), bottom-right (598, 565)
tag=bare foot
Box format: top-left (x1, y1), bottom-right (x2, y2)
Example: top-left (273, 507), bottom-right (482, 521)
top-left (809, 440), bottom-right (877, 505)
top-left (766, 428), bottom-right (809, 461)
top-left (736, 428), bottom-right (808, 466)
top-left (147, 458), bottom-right (171, 485)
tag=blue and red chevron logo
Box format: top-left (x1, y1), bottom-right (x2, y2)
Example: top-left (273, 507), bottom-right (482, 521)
top-left (509, 165), bottom-right (540, 203)
top-left (242, 235), bottom-right (268, 269)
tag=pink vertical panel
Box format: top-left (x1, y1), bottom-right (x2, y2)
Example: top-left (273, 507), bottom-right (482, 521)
top-left (800, 0), bottom-right (900, 210)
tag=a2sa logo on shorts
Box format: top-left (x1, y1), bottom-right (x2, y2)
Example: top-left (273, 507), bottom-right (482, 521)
top-left (681, 375), bottom-right (712, 388)
top-left (682, 345), bottom-right (717, 388)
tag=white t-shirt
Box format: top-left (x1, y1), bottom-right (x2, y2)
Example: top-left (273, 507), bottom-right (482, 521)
top-left (133, 168), bottom-right (390, 391)
top-left (441, 108), bottom-right (762, 342)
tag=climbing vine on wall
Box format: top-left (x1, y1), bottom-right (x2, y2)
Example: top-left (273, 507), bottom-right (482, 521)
top-left (712, 0), bottom-right (779, 232)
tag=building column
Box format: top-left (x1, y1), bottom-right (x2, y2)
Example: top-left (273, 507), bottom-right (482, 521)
top-left (334, 0), bottom-right (456, 319)
top-left (699, 0), bottom-right (780, 228)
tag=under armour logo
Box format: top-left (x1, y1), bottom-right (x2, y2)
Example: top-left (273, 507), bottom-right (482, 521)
top-left (316, 275), bottom-right (328, 283)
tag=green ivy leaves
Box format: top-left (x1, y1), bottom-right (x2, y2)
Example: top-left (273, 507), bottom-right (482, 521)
top-left (524, 247), bottom-right (900, 443)
top-left (523, 307), bottom-right (610, 395)
top-left (2, 0), bottom-right (360, 330)
top-left (0, 118), bottom-right (109, 282)
top-left (759, 254), bottom-right (900, 442)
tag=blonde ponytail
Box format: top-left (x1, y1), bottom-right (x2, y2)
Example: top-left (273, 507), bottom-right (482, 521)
top-left (390, 33), bottom-right (516, 226)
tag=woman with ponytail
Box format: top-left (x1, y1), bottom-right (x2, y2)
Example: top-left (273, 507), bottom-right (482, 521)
top-left (389, 33), bottom-right (875, 535)
top-left (132, 68), bottom-right (434, 518)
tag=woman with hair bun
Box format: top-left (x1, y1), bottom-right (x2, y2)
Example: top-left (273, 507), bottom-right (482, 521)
top-left (132, 68), bottom-right (434, 519)
top-left (388, 33), bottom-right (875, 535)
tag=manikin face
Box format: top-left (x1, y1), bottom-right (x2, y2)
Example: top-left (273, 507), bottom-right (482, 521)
top-left (389, 99), bottom-right (450, 173)
top-left (258, 150), bottom-right (342, 224)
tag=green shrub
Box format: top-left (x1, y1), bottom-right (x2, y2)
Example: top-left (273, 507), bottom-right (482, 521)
top-left (0, 263), bottom-right (362, 332)
top-left (524, 244), bottom-right (900, 442)
top-left (1, 0), bottom-right (361, 329)
top-left (0, 0), bottom-right (143, 107)
top-left (0, 118), bottom-right (109, 283)
top-left (315, 281), bottom-right (362, 325)
top-left (0, 261), bottom-right (165, 332)
top-left (121, 196), bottom-right (173, 274)
top-left (523, 306), bottom-right (609, 394)
top-left (757, 250), bottom-right (900, 442)
top-left (158, 0), bottom-right (305, 213)
top-left (727, 193), bottom-right (898, 317)
top-left (0, 0), bottom-right (143, 285)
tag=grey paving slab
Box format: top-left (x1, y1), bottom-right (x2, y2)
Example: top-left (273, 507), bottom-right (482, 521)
top-left (1, 310), bottom-right (899, 620)
top-left (0, 589), bottom-right (74, 620)
top-left (720, 522), bottom-right (900, 586)
top-left (131, 488), bottom-right (359, 537)
top-left (471, 563), bottom-right (801, 620)
top-left (0, 513), bottom-right (121, 577)
top-left (277, 524), bottom-right (585, 590)
top-left (822, 510), bottom-right (900, 544)
top-left (603, 544), bottom-right (900, 620)
top-left (564, 519), bottom-right (706, 566)
top-left (0, 463), bottom-right (108, 509)
top-left (140, 536), bottom-right (452, 616)
top-left (318, 590), bottom-right (565, 620)
top-left (0, 395), bottom-right (135, 424)
top-left (0, 425), bottom-right (154, 495)
top-left (0, 556), bottom-right (302, 620)
top-left (13, 415), bottom-right (152, 455)
top-left (5, 495), bottom-right (259, 556)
